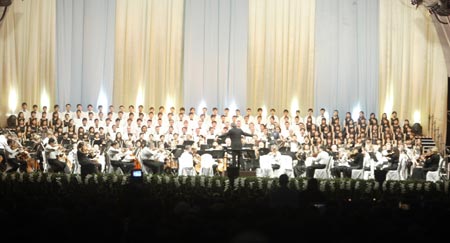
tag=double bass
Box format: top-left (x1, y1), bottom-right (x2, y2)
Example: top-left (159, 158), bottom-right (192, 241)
top-left (164, 151), bottom-right (178, 170)
top-left (217, 156), bottom-right (228, 175)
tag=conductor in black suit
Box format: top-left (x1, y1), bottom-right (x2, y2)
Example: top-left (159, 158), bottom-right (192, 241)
top-left (218, 123), bottom-right (252, 170)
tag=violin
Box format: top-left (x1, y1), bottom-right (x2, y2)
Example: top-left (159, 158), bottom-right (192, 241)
top-left (17, 149), bottom-right (40, 173)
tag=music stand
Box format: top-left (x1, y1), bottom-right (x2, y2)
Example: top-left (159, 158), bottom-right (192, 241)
top-left (242, 149), bottom-right (256, 159)
top-left (243, 143), bottom-right (253, 149)
top-left (200, 144), bottom-right (210, 150)
top-left (172, 148), bottom-right (184, 159)
top-left (198, 149), bottom-right (224, 159)
top-left (183, 140), bottom-right (195, 148)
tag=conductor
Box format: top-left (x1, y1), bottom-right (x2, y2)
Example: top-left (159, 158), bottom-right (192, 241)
top-left (218, 123), bottom-right (253, 171)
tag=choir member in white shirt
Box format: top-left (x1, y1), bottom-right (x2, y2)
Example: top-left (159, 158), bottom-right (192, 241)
top-left (304, 108), bottom-right (315, 125)
top-left (316, 108), bottom-right (329, 126)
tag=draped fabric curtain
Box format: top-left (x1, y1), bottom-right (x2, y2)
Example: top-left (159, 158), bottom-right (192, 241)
top-left (379, 0), bottom-right (447, 146)
top-left (314, 0), bottom-right (379, 119)
top-left (248, 0), bottom-right (315, 117)
top-left (0, 0), bottom-right (55, 123)
top-left (56, 0), bottom-right (116, 108)
top-left (114, 0), bottom-right (184, 109)
top-left (432, 16), bottom-right (450, 76)
top-left (183, 0), bottom-right (248, 112)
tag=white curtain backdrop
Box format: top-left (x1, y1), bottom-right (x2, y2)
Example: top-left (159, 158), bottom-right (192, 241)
top-left (314, 0), bottom-right (379, 118)
top-left (183, 0), bottom-right (248, 112)
top-left (56, 0), bottom-right (115, 108)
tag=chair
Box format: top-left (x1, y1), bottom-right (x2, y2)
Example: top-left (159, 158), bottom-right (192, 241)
top-left (138, 153), bottom-right (150, 175)
top-left (351, 156), bottom-right (370, 179)
top-left (256, 155), bottom-right (274, 178)
top-left (199, 153), bottom-right (216, 176)
top-left (42, 151), bottom-right (50, 173)
top-left (178, 152), bottom-right (195, 176)
top-left (275, 155), bottom-right (294, 178)
top-left (426, 156), bottom-right (445, 182)
top-left (385, 162), bottom-right (402, 181)
top-left (105, 152), bottom-right (123, 175)
top-left (69, 149), bottom-right (80, 174)
top-left (313, 157), bottom-right (333, 179)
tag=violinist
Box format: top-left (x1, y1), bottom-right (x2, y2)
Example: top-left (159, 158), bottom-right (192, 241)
top-left (410, 146), bottom-right (441, 180)
top-left (140, 142), bottom-right (163, 174)
top-left (305, 145), bottom-right (329, 179)
top-left (343, 146), bottom-right (365, 178)
top-left (77, 141), bottom-right (102, 175)
top-left (268, 145), bottom-right (282, 172)
top-left (3, 139), bottom-right (22, 172)
top-left (107, 141), bottom-right (135, 174)
top-left (381, 143), bottom-right (399, 172)
top-left (45, 138), bottom-right (70, 173)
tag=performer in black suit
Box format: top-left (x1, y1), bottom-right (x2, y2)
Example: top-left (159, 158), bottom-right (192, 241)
top-left (218, 123), bottom-right (252, 170)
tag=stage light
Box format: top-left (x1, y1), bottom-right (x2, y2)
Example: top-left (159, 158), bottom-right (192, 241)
top-left (261, 105), bottom-right (267, 119)
top-left (135, 86), bottom-right (144, 109)
top-left (165, 96), bottom-right (174, 111)
top-left (413, 110), bottom-right (421, 123)
top-left (8, 88), bottom-right (17, 115)
top-left (290, 97), bottom-right (299, 118)
top-left (352, 104), bottom-right (361, 121)
top-left (383, 87), bottom-right (394, 116)
top-left (197, 100), bottom-right (206, 115)
top-left (96, 87), bottom-right (108, 111)
top-left (228, 101), bottom-right (237, 116)
top-left (40, 89), bottom-right (50, 110)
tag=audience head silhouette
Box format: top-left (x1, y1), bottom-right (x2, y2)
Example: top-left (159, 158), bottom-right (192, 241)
top-left (279, 174), bottom-right (289, 187)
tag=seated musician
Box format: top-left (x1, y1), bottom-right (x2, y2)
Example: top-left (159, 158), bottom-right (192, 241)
top-left (330, 146), bottom-right (349, 178)
top-left (381, 144), bottom-right (399, 172)
top-left (293, 144), bottom-right (307, 177)
top-left (305, 145), bottom-right (329, 179)
top-left (77, 142), bottom-right (101, 175)
top-left (45, 138), bottom-right (70, 173)
top-left (4, 139), bottom-right (22, 173)
top-left (343, 147), bottom-right (365, 178)
top-left (268, 145), bottom-right (282, 172)
top-left (107, 141), bottom-right (135, 174)
top-left (140, 142), bottom-right (164, 174)
top-left (410, 146), bottom-right (441, 180)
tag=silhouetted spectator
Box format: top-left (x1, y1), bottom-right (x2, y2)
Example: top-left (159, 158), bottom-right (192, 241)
top-left (269, 174), bottom-right (299, 208)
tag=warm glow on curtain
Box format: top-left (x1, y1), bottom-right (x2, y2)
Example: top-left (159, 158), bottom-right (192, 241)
top-left (114, 0), bottom-right (184, 109)
top-left (379, 0), bottom-right (447, 147)
top-left (0, 0), bottom-right (55, 123)
top-left (248, 0), bottom-right (315, 115)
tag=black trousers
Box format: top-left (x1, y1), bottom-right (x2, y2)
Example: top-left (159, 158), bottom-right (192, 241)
top-left (331, 166), bottom-right (348, 178)
top-left (230, 150), bottom-right (242, 168)
top-left (6, 158), bottom-right (19, 172)
top-left (142, 159), bottom-right (164, 174)
top-left (111, 160), bottom-right (135, 174)
top-left (306, 164), bottom-right (326, 178)
top-left (294, 160), bottom-right (306, 177)
top-left (48, 158), bottom-right (68, 173)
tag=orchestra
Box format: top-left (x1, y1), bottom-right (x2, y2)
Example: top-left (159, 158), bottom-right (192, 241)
top-left (0, 103), bottom-right (441, 181)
